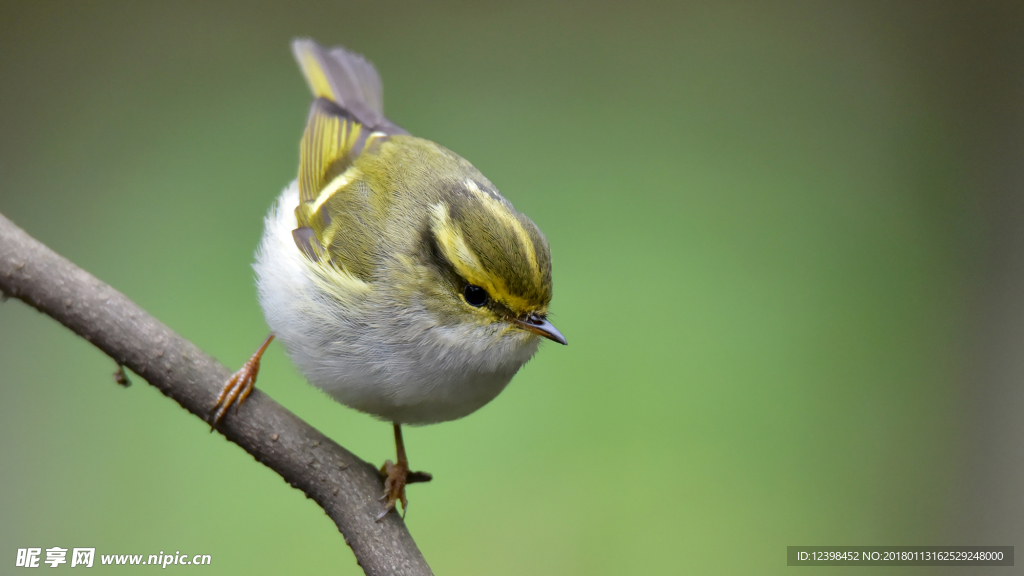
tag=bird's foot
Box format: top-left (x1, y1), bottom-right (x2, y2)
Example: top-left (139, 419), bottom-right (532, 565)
top-left (209, 360), bottom-right (258, 428)
top-left (376, 460), bottom-right (432, 521)
top-left (209, 335), bottom-right (274, 428)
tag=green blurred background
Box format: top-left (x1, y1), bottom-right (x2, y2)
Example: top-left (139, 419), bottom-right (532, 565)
top-left (2, 1), bottom-right (1022, 574)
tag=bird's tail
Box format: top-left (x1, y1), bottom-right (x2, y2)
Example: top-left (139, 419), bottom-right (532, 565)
top-left (292, 39), bottom-right (403, 134)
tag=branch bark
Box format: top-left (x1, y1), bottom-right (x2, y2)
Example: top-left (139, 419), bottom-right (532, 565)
top-left (0, 212), bottom-right (433, 576)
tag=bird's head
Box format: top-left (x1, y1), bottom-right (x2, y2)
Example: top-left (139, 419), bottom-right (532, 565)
top-left (410, 166), bottom-right (565, 347)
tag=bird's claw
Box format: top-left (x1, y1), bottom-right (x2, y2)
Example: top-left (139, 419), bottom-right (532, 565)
top-left (376, 459), bottom-right (409, 521)
top-left (208, 335), bottom-right (273, 430)
top-left (375, 460), bottom-right (432, 521)
top-left (208, 361), bottom-right (258, 429)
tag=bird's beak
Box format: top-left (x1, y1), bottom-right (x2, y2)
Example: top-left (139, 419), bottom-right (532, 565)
top-left (514, 314), bottom-right (567, 345)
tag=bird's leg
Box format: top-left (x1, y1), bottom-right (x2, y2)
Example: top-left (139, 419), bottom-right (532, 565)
top-left (377, 423), bottom-right (432, 521)
top-left (209, 334), bottom-right (274, 428)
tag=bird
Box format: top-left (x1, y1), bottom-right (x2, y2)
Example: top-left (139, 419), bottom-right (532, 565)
top-left (209, 38), bottom-right (565, 520)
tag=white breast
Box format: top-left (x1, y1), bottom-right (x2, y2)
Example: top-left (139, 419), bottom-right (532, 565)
top-left (253, 184), bottom-right (539, 425)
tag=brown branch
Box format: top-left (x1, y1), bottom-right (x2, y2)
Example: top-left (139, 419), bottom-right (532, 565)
top-left (0, 212), bottom-right (433, 576)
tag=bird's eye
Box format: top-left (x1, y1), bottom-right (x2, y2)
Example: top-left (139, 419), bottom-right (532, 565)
top-left (463, 284), bottom-right (489, 307)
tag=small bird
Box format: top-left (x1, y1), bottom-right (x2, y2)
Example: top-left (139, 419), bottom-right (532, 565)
top-left (210, 39), bottom-right (565, 520)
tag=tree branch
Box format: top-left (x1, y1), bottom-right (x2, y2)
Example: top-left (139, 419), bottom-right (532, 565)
top-left (0, 212), bottom-right (433, 576)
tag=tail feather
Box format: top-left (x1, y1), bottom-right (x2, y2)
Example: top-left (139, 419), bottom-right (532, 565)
top-left (292, 39), bottom-right (404, 134)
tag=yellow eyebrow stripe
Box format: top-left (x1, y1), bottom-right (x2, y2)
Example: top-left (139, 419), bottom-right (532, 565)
top-left (429, 203), bottom-right (535, 313)
top-left (463, 178), bottom-right (541, 281)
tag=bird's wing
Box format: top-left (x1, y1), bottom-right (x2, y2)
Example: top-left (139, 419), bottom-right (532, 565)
top-left (291, 98), bottom-right (389, 283)
top-left (290, 40), bottom-right (413, 287)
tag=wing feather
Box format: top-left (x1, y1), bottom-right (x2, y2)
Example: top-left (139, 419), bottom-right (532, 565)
top-left (297, 98), bottom-right (362, 207)
top-left (290, 39), bottom-right (408, 283)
